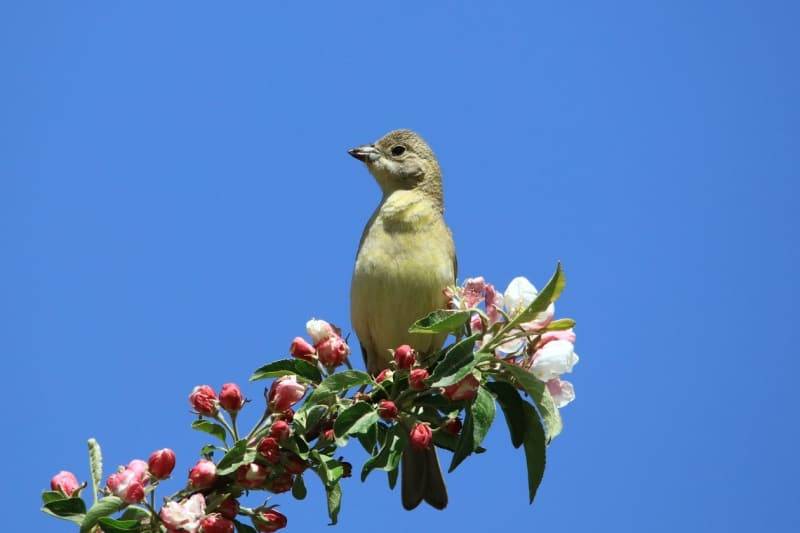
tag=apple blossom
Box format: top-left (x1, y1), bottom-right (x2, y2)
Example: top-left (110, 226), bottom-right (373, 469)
top-left (189, 459), bottom-right (217, 489)
top-left (289, 336), bottom-right (315, 361)
top-left (442, 373), bottom-right (480, 401)
top-left (236, 463), bottom-right (269, 489)
top-left (257, 437), bottom-right (281, 464)
top-left (148, 448), bottom-right (176, 479)
top-left (463, 276), bottom-right (487, 308)
top-left (484, 283), bottom-right (503, 324)
top-left (50, 471), bottom-right (80, 497)
top-left (268, 375), bottom-right (306, 412)
top-left (393, 344), bottom-right (416, 369)
top-left (378, 399), bottom-right (398, 420)
top-left (253, 507), bottom-right (288, 532)
top-left (316, 335), bottom-right (351, 368)
top-left (189, 385), bottom-right (218, 416)
top-left (409, 423), bottom-right (433, 451)
top-left (217, 498), bottom-right (239, 520)
top-left (375, 368), bottom-right (393, 383)
top-left (199, 513), bottom-right (234, 533)
top-left (504, 276), bottom-right (555, 330)
top-left (269, 420), bottom-right (291, 441)
top-left (547, 378), bottom-right (576, 408)
top-left (106, 468), bottom-right (145, 504)
top-left (306, 318), bottom-right (335, 344)
top-left (409, 368), bottom-right (429, 390)
top-left (160, 494), bottom-right (206, 533)
top-left (281, 453), bottom-right (308, 475)
top-left (531, 339), bottom-right (579, 382)
top-left (219, 383), bottom-right (245, 413)
top-left (127, 459), bottom-right (149, 481)
top-left (265, 472), bottom-right (294, 494)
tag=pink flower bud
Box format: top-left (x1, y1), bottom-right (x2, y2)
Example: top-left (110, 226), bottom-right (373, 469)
top-left (484, 283), bottom-right (502, 324)
top-left (127, 459), bottom-right (149, 481)
top-left (50, 471), bottom-right (80, 497)
top-left (200, 513), bottom-right (234, 533)
top-left (257, 437), bottom-right (281, 464)
top-left (269, 420), bottom-right (291, 442)
top-left (443, 417), bottom-right (462, 435)
top-left (316, 335), bottom-right (351, 368)
top-left (219, 383), bottom-right (245, 413)
top-left (393, 344), bottom-right (416, 369)
top-left (189, 459), bottom-right (217, 489)
top-left (289, 337), bottom-right (316, 362)
top-left (189, 385), bottom-right (218, 416)
top-left (442, 373), bottom-right (480, 401)
top-left (322, 428), bottom-right (335, 441)
top-left (409, 423), bottom-right (433, 451)
top-left (148, 448), bottom-right (176, 480)
top-left (217, 498), bottom-right (239, 520)
top-left (469, 313), bottom-right (483, 333)
top-left (160, 494), bottom-right (206, 531)
top-left (254, 507), bottom-right (288, 532)
top-left (378, 399), bottom-right (398, 420)
top-left (278, 408), bottom-right (294, 422)
top-left (265, 472), bottom-right (294, 494)
top-left (268, 376), bottom-right (306, 412)
top-left (375, 368), bottom-right (393, 383)
top-left (409, 368), bottom-right (429, 391)
top-left (281, 453), bottom-right (307, 475)
top-left (306, 318), bottom-right (335, 344)
top-left (236, 463), bottom-right (270, 489)
top-left (106, 468), bottom-right (145, 503)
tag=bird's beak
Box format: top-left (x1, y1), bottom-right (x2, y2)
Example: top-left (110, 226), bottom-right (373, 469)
top-left (348, 144), bottom-right (380, 163)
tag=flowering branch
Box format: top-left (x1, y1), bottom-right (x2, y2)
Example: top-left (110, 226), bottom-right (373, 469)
top-left (41, 263), bottom-right (580, 532)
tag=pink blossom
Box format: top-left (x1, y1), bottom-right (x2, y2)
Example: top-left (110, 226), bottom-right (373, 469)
top-left (547, 378), bottom-right (576, 408)
top-left (316, 335), bottom-right (351, 368)
top-left (462, 276), bottom-right (487, 308)
top-left (268, 375), bottom-right (306, 412)
top-left (188, 459), bottom-right (217, 489)
top-left (50, 471), bottom-right (80, 497)
top-left (442, 373), bottom-right (480, 401)
top-left (148, 448), bottom-right (176, 480)
top-left (106, 468), bottom-right (145, 503)
top-left (409, 423), bottom-right (433, 451)
top-left (305, 318), bottom-right (335, 344)
top-left (159, 493), bottom-right (206, 533)
top-left (189, 385), bottom-right (218, 416)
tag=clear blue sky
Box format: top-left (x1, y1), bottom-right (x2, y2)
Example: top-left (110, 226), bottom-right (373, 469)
top-left (4, 1), bottom-right (798, 531)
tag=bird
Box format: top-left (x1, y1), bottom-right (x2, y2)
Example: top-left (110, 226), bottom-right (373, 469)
top-left (348, 129), bottom-right (455, 510)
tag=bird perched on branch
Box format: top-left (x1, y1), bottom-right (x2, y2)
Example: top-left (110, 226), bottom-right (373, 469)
top-left (348, 129), bottom-right (455, 510)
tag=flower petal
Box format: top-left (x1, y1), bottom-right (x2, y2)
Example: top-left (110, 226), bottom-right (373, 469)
top-left (531, 339), bottom-right (579, 381)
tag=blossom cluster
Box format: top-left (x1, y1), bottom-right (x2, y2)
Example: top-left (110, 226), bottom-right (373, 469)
top-left (42, 263), bottom-right (579, 532)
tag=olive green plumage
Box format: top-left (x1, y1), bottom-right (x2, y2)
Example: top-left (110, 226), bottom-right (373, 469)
top-left (348, 129), bottom-right (455, 510)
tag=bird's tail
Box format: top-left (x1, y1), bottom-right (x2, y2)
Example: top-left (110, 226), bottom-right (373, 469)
top-left (401, 446), bottom-right (448, 510)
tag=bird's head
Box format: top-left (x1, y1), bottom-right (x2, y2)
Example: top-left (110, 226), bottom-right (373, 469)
top-left (348, 129), bottom-right (443, 202)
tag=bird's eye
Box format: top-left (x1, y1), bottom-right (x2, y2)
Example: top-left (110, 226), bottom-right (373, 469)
top-left (390, 145), bottom-right (406, 157)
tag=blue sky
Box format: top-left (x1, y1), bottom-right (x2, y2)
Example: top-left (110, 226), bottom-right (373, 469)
top-left (4, 1), bottom-right (798, 531)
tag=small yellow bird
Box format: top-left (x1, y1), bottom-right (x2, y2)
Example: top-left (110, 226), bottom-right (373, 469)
top-left (348, 129), bottom-right (455, 510)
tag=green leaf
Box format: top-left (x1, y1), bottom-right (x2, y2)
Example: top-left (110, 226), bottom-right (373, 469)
top-left (449, 386), bottom-right (495, 472)
top-left (520, 401), bottom-right (547, 504)
top-left (292, 404), bottom-right (328, 435)
top-left (216, 440), bottom-right (257, 475)
top-left (192, 420), bottom-right (228, 443)
top-left (42, 497), bottom-right (87, 524)
top-left (118, 506), bottom-right (150, 522)
top-left (311, 451), bottom-right (345, 487)
top-left (496, 360), bottom-right (562, 441)
top-left (545, 318), bottom-right (576, 331)
top-left (250, 358), bottom-right (323, 383)
top-left (326, 483), bottom-right (342, 525)
top-left (361, 425), bottom-right (405, 481)
top-left (80, 497), bottom-right (123, 532)
top-left (356, 423), bottom-right (380, 454)
top-left (98, 517), bottom-right (141, 532)
top-left (387, 467), bottom-right (399, 490)
top-left (485, 381), bottom-right (526, 448)
top-left (334, 402), bottom-right (379, 440)
top-left (306, 370), bottom-right (372, 404)
top-left (234, 521), bottom-right (258, 533)
top-left (292, 474), bottom-right (307, 500)
top-left (427, 333), bottom-right (482, 387)
top-left (506, 263), bottom-right (566, 329)
top-left (281, 434), bottom-right (310, 460)
top-left (41, 491), bottom-right (67, 504)
top-left (409, 309), bottom-right (471, 334)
